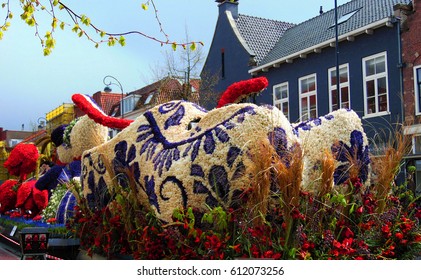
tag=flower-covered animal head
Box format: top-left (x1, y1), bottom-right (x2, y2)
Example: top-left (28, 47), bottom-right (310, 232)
top-left (52, 115), bottom-right (109, 164)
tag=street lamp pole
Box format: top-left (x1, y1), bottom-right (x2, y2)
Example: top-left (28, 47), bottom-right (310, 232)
top-left (37, 117), bottom-right (48, 131)
top-left (103, 75), bottom-right (125, 118)
top-left (334, 0), bottom-right (340, 110)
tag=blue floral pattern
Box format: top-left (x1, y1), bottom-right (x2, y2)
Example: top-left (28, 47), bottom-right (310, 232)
top-left (331, 130), bottom-right (370, 185)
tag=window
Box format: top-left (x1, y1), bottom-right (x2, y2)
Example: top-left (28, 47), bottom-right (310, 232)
top-left (122, 95), bottom-right (140, 115)
top-left (363, 52), bottom-right (389, 117)
top-left (413, 134), bottom-right (421, 154)
top-left (299, 74), bottom-right (317, 121)
top-left (414, 65), bottom-right (421, 115)
top-left (221, 48), bottom-right (225, 79)
top-left (9, 139), bottom-right (21, 147)
top-left (329, 64), bottom-right (350, 112)
top-left (273, 82), bottom-right (289, 120)
top-left (144, 93), bottom-right (154, 105)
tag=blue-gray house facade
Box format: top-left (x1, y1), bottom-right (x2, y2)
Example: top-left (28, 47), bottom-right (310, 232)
top-left (201, 0), bottom-right (410, 148)
top-left (201, 0), bottom-right (295, 109)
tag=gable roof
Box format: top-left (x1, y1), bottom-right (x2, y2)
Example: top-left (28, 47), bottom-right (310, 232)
top-left (126, 77), bottom-right (200, 113)
top-left (21, 129), bottom-right (47, 144)
top-left (254, 0), bottom-right (411, 72)
top-left (93, 92), bottom-right (124, 116)
top-left (235, 14), bottom-right (295, 64)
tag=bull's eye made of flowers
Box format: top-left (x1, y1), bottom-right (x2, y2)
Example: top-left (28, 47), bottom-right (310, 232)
top-left (63, 117), bottom-right (81, 148)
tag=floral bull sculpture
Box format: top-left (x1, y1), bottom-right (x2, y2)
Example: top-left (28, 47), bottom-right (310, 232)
top-left (71, 77), bottom-right (370, 222)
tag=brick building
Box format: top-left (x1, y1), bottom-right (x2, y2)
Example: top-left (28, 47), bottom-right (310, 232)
top-left (400, 0), bottom-right (421, 195)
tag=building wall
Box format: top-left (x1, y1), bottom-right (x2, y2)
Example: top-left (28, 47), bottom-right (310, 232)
top-left (258, 25), bottom-right (402, 141)
top-left (201, 2), bottom-right (254, 109)
top-left (402, 0), bottom-right (421, 124)
top-left (400, 0), bottom-right (421, 195)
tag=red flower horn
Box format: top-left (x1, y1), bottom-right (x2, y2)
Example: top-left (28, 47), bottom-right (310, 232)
top-left (216, 77), bottom-right (269, 108)
top-left (71, 94), bottom-right (133, 130)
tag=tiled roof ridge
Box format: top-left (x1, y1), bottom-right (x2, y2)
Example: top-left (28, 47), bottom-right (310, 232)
top-left (238, 13), bottom-right (295, 26)
top-left (21, 130), bottom-right (47, 143)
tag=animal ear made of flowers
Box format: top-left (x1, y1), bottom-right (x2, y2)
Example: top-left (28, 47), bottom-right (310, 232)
top-left (71, 77), bottom-right (370, 223)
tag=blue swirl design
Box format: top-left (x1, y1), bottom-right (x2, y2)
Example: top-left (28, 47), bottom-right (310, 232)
top-left (137, 105), bottom-right (256, 176)
top-left (159, 177), bottom-right (188, 210)
top-left (331, 130), bottom-right (370, 185)
top-left (164, 105), bottom-right (185, 130)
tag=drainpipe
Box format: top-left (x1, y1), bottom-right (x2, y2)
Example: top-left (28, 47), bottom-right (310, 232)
top-left (392, 15), bottom-right (407, 182)
top-left (394, 16), bottom-right (405, 125)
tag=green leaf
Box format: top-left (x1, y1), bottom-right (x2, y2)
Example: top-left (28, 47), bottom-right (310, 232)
top-left (118, 36), bottom-right (125, 46)
top-left (72, 24), bottom-right (79, 33)
top-left (190, 42), bottom-right (196, 51)
top-left (141, 3), bottom-right (148, 10)
top-left (108, 36), bottom-right (116, 46)
top-left (349, 203), bottom-right (355, 215)
top-left (78, 30), bottom-right (84, 37)
top-left (1, 3), bottom-right (6, 8)
top-left (20, 12), bottom-right (28, 20)
top-left (99, 30), bottom-right (106, 38)
top-left (171, 42), bottom-right (177, 51)
top-left (8, 12), bottom-right (13, 19)
top-left (81, 14), bottom-right (90, 26)
top-left (46, 38), bottom-right (55, 49)
top-left (60, 22), bottom-right (65, 30)
top-left (43, 47), bottom-right (52, 56)
top-left (53, 0), bottom-right (59, 6)
top-left (0, 31), bottom-right (3, 40)
top-left (26, 17), bottom-right (35, 27)
top-left (52, 17), bottom-right (57, 29)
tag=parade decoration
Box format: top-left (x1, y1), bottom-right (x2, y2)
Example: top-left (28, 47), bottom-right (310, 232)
top-left (71, 77), bottom-right (370, 223)
top-left (0, 143), bottom-right (48, 218)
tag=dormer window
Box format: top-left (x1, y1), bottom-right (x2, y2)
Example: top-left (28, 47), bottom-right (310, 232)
top-left (330, 9), bottom-right (360, 28)
top-left (144, 93), bottom-right (154, 105)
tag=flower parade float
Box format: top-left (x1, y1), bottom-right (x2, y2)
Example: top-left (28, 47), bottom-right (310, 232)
top-left (64, 77), bottom-right (419, 260)
top-left (2, 77), bottom-right (419, 260)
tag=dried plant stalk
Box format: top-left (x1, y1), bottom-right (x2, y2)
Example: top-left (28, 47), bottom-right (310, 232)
top-left (246, 138), bottom-right (274, 225)
top-left (274, 143), bottom-right (303, 209)
top-left (371, 127), bottom-right (412, 213)
top-left (272, 143), bottom-right (304, 250)
top-left (318, 149), bottom-right (335, 199)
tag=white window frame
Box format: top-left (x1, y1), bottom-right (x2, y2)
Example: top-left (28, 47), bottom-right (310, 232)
top-left (413, 134), bottom-right (421, 154)
top-left (273, 82), bottom-right (289, 120)
top-left (299, 73), bottom-right (317, 121)
top-left (121, 95), bottom-right (140, 115)
top-left (414, 65), bottom-right (421, 115)
top-left (328, 63), bottom-right (351, 112)
top-left (362, 52), bottom-right (389, 118)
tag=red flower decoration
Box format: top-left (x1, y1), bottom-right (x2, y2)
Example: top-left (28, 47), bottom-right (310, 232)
top-left (4, 143), bottom-right (39, 180)
top-left (0, 179), bottom-right (18, 213)
top-left (216, 77), bottom-right (269, 108)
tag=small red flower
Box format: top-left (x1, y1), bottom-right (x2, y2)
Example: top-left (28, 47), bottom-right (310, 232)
top-left (395, 232), bottom-right (404, 240)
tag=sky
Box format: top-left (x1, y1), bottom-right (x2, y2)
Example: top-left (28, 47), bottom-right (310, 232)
top-left (0, 0), bottom-right (349, 131)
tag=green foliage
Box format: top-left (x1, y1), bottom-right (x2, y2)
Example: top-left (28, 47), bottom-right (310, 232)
top-left (41, 183), bottom-right (67, 221)
top-left (0, 0), bottom-right (203, 55)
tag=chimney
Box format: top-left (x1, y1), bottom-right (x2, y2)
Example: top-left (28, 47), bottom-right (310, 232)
top-left (216, 0), bottom-right (239, 19)
top-left (320, 6), bottom-right (323, 15)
